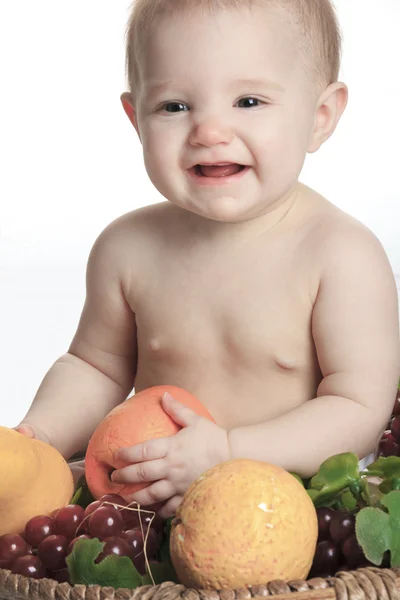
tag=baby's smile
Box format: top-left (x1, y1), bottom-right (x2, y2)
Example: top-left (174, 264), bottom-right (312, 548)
top-left (188, 163), bottom-right (249, 185)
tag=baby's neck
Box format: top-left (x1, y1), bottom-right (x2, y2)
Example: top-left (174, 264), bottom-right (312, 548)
top-left (185, 181), bottom-right (303, 244)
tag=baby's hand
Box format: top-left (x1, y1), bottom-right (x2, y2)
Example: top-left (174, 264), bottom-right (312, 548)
top-left (14, 424), bottom-right (36, 438)
top-left (14, 423), bottom-right (50, 444)
top-left (111, 392), bottom-right (230, 519)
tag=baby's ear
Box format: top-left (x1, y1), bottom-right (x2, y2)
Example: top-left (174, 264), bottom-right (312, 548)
top-left (120, 92), bottom-right (141, 140)
top-left (307, 82), bottom-right (348, 154)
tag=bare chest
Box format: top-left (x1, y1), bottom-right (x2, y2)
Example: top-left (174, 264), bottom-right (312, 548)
top-left (132, 245), bottom-right (317, 379)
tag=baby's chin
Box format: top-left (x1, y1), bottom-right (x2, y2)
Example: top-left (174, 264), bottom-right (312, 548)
top-left (172, 195), bottom-right (259, 224)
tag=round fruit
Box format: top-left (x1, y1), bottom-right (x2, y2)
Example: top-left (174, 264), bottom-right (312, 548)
top-left (310, 540), bottom-right (341, 578)
top-left (391, 416), bottom-right (400, 444)
top-left (392, 390), bottom-right (400, 417)
top-left (88, 506), bottom-right (124, 539)
top-left (67, 535), bottom-right (91, 555)
top-left (122, 527), bottom-right (158, 559)
top-left (11, 555), bottom-right (46, 579)
top-left (38, 535), bottom-right (69, 571)
top-left (316, 507), bottom-right (335, 542)
top-left (170, 459), bottom-right (318, 589)
top-left (85, 385), bottom-right (215, 499)
top-left (329, 512), bottom-right (355, 544)
top-left (96, 536), bottom-right (132, 563)
top-left (24, 515), bottom-right (55, 548)
top-left (378, 431), bottom-right (400, 457)
top-left (0, 427), bottom-right (74, 536)
top-left (50, 567), bottom-right (70, 583)
top-left (0, 534), bottom-right (30, 569)
top-left (341, 534), bottom-right (368, 569)
top-left (54, 505), bottom-right (85, 539)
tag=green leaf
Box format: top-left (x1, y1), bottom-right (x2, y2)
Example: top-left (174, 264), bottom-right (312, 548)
top-left (362, 480), bottom-right (384, 507)
top-left (340, 490), bottom-right (358, 511)
top-left (142, 561), bottom-right (179, 585)
top-left (356, 491), bottom-right (400, 567)
top-left (308, 453), bottom-right (361, 507)
top-left (70, 486), bottom-right (82, 506)
top-left (290, 473), bottom-right (304, 487)
top-left (356, 507), bottom-right (390, 565)
top-left (157, 518), bottom-right (174, 564)
top-left (70, 475), bottom-right (95, 508)
top-left (66, 537), bottom-right (142, 589)
top-left (156, 517), bottom-right (179, 583)
top-left (366, 456), bottom-right (400, 479)
top-left (379, 477), bottom-right (400, 494)
top-left (382, 491), bottom-right (400, 566)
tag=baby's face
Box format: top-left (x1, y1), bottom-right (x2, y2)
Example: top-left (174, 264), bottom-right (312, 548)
top-left (133, 5), bottom-right (321, 223)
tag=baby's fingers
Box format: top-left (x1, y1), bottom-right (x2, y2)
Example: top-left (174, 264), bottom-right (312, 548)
top-left (158, 495), bottom-right (183, 520)
top-left (117, 438), bottom-right (169, 463)
top-left (127, 480), bottom-right (175, 506)
top-left (112, 458), bottom-right (168, 485)
top-left (14, 424), bottom-right (35, 438)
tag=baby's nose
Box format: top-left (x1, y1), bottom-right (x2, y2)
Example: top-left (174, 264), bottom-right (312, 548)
top-left (188, 117), bottom-right (234, 147)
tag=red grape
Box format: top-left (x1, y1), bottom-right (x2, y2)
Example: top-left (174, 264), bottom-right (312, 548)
top-left (81, 496), bottom-right (127, 533)
top-left (0, 534), bottom-right (31, 569)
top-left (67, 534), bottom-right (91, 556)
top-left (96, 536), bottom-right (132, 563)
top-left (316, 507), bottom-right (335, 542)
top-left (11, 555), bottom-right (47, 579)
top-left (50, 567), bottom-right (70, 583)
top-left (88, 506), bottom-right (124, 539)
top-left (100, 494), bottom-right (128, 510)
top-left (309, 540), bottom-right (342, 578)
top-left (81, 501), bottom-right (102, 533)
top-left (391, 416), bottom-right (400, 444)
top-left (132, 552), bottom-right (146, 575)
top-left (124, 506), bottom-right (163, 533)
top-left (54, 505), bottom-right (85, 539)
top-left (329, 511), bottom-right (355, 544)
top-left (393, 390), bottom-right (400, 417)
top-left (379, 431), bottom-right (400, 457)
top-left (24, 515), bottom-right (55, 548)
top-left (38, 535), bottom-right (69, 571)
top-left (122, 527), bottom-right (158, 559)
top-left (341, 534), bottom-right (368, 569)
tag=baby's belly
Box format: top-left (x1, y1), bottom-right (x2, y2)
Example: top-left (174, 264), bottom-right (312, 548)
top-left (134, 348), bottom-right (322, 430)
top-left (132, 271), bottom-right (321, 429)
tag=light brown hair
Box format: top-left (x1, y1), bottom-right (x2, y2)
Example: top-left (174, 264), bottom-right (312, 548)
top-left (125, 0), bottom-right (343, 101)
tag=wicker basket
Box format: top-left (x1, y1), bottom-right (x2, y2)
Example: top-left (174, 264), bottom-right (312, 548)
top-left (1, 566), bottom-right (400, 600)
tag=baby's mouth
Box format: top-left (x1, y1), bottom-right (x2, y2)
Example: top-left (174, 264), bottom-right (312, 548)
top-left (192, 164), bottom-right (246, 178)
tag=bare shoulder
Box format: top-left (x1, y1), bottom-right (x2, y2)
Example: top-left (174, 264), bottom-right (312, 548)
top-left (96, 201), bottom-right (175, 245)
top-left (299, 184), bottom-right (393, 274)
top-left (87, 202), bottom-right (180, 296)
top-left (90, 202), bottom-right (176, 264)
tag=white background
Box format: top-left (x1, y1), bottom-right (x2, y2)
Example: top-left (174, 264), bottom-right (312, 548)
top-left (1, 1), bottom-right (399, 427)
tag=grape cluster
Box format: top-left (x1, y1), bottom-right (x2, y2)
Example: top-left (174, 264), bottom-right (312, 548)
top-left (310, 508), bottom-right (370, 577)
top-left (310, 389), bottom-right (400, 578)
top-left (0, 494), bottom-right (164, 583)
top-left (379, 389), bottom-right (400, 457)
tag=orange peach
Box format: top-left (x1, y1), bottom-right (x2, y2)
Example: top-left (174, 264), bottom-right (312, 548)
top-left (85, 385), bottom-right (215, 499)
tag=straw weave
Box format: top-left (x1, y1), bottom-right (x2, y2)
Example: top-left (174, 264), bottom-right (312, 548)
top-left (1, 567), bottom-right (400, 600)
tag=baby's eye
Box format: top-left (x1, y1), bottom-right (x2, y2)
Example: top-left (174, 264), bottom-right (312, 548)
top-left (160, 102), bottom-right (189, 113)
top-left (236, 97), bottom-right (262, 108)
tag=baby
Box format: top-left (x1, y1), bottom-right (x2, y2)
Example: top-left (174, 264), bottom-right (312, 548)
top-left (16, 0), bottom-right (400, 519)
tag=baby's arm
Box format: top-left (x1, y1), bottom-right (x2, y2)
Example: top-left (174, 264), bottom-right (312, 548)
top-left (228, 226), bottom-right (400, 477)
top-left (16, 217), bottom-right (137, 459)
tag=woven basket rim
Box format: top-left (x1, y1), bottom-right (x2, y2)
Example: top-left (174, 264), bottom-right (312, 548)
top-left (1, 565), bottom-right (400, 600)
